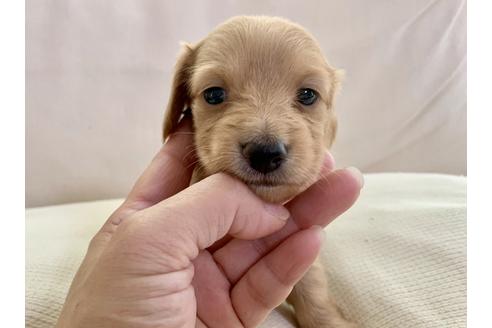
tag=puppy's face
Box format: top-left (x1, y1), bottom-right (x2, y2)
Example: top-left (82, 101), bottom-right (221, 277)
top-left (164, 16), bottom-right (341, 203)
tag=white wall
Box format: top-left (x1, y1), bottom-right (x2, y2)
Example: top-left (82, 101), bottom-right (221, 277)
top-left (26, 0), bottom-right (466, 207)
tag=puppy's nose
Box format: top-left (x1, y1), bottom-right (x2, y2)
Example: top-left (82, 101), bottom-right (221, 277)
top-left (242, 141), bottom-right (287, 174)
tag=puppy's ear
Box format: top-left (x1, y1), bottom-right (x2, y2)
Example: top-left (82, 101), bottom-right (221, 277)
top-left (163, 43), bottom-right (196, 140)
top-left (325, 68), bottom-right (344, 148)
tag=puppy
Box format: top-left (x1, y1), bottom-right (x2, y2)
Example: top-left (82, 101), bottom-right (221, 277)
top-left (163, 16), bottom-right (354, 328)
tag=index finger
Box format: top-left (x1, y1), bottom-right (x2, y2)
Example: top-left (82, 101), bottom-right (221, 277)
top-left (89, 115), bottom-right (196, 255)
top-left (124, 114), bottom-right (196, 210)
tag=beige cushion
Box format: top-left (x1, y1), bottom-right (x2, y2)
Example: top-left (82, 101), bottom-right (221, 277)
top-left (26, 173), bottom-right (466, 328)
top-left (26, 0), bottom-right (466, 207)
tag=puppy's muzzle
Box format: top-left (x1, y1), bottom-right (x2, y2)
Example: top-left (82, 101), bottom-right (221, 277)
top-left (242, 140), bottom-right (287, 174)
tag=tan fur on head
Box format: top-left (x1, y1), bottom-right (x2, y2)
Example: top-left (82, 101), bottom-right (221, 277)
top-left (163, 16), bottom-right (342, 203)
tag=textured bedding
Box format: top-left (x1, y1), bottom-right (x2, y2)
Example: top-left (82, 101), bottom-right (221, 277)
top-left (26, 173), bottom-right (466, 328)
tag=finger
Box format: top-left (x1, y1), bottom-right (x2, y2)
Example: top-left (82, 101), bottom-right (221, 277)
top-left (212, 166), bottom-right (363, 283)
top-left (320, 151), bottom-right (336, 175)
top-left (125, 114), bottom-right (196, 210)
top-left (195, 318), bottom-right (208, 328)
top-left (132, 173), bottom-right (290, 270)
top-left (231, 226), bottom-right (323, 327)
top-left (192, 251), bottom-right (243, 327)
top-left (288, 166), bottom-right (363, 228)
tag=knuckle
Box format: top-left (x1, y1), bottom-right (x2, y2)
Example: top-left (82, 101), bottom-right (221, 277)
top-left (121, 208), bottom-right (197, 270)
top-left (245, 272), bottom-right (272, 310)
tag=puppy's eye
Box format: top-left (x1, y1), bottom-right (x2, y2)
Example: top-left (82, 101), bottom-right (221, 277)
top-left (297, 88), bottom-right (318, 106)
top-left (203, 87), bottom-right (226, 105)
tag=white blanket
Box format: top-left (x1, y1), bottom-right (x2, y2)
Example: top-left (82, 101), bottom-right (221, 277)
top-left (26, 173), bottom-right (466, 327)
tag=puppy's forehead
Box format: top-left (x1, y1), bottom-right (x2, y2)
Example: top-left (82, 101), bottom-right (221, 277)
top-left (191, 17), bottom-right (330, 91)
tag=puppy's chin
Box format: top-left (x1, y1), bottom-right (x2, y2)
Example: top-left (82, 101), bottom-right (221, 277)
top-left (248, 183), bottom-right (308, 204)
top-left (196, 160), bottom-right (318, 203)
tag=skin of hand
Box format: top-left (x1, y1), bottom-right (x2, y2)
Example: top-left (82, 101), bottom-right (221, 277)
top-left (55, 116), bottom-right (363, 328)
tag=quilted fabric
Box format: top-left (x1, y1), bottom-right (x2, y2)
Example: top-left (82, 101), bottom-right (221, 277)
top-left (26, 173), bottom-right (466, 327)
top-left (320, 173), bottom-right (466, 327)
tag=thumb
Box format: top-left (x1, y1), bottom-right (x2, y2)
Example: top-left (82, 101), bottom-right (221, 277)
top-left (134, 173), bottom-right (290, 265)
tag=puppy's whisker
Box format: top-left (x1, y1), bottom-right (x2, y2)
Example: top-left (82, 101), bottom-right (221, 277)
top-left (185, 160), bottom-right (202, 170)
top-left (183, 150), bottom-right (198, 164)
top-left (171, 132), bottom-right (196, 136)
top-left (183, 147), bottom-right (197, 157)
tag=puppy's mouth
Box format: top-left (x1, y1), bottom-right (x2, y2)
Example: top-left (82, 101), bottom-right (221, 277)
top-left (241, 174), bottom-right (303, 203)
top-left (219, 165), bottom-right (305, 203)
top-left (242, 175), bottom-right (302, 193)
top-left (234, 166), bottom-right (288, 188)
top-left (229, 169), bottom-right (288, 189)
top-left (246, 178), bottom-right (281, 187)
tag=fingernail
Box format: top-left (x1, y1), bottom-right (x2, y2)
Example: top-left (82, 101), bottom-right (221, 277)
top-left (345, 166), bottom-right (364, 188)
top-left (324, 151), bottom-right (335, 167)
top-left (310, 225), bottom-right (325, 244)
top-left (264, 203), bottom-right (290, 221)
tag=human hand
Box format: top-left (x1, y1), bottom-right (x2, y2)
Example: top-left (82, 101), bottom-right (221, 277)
top-left (56, 117), bottom-right (363, 328)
